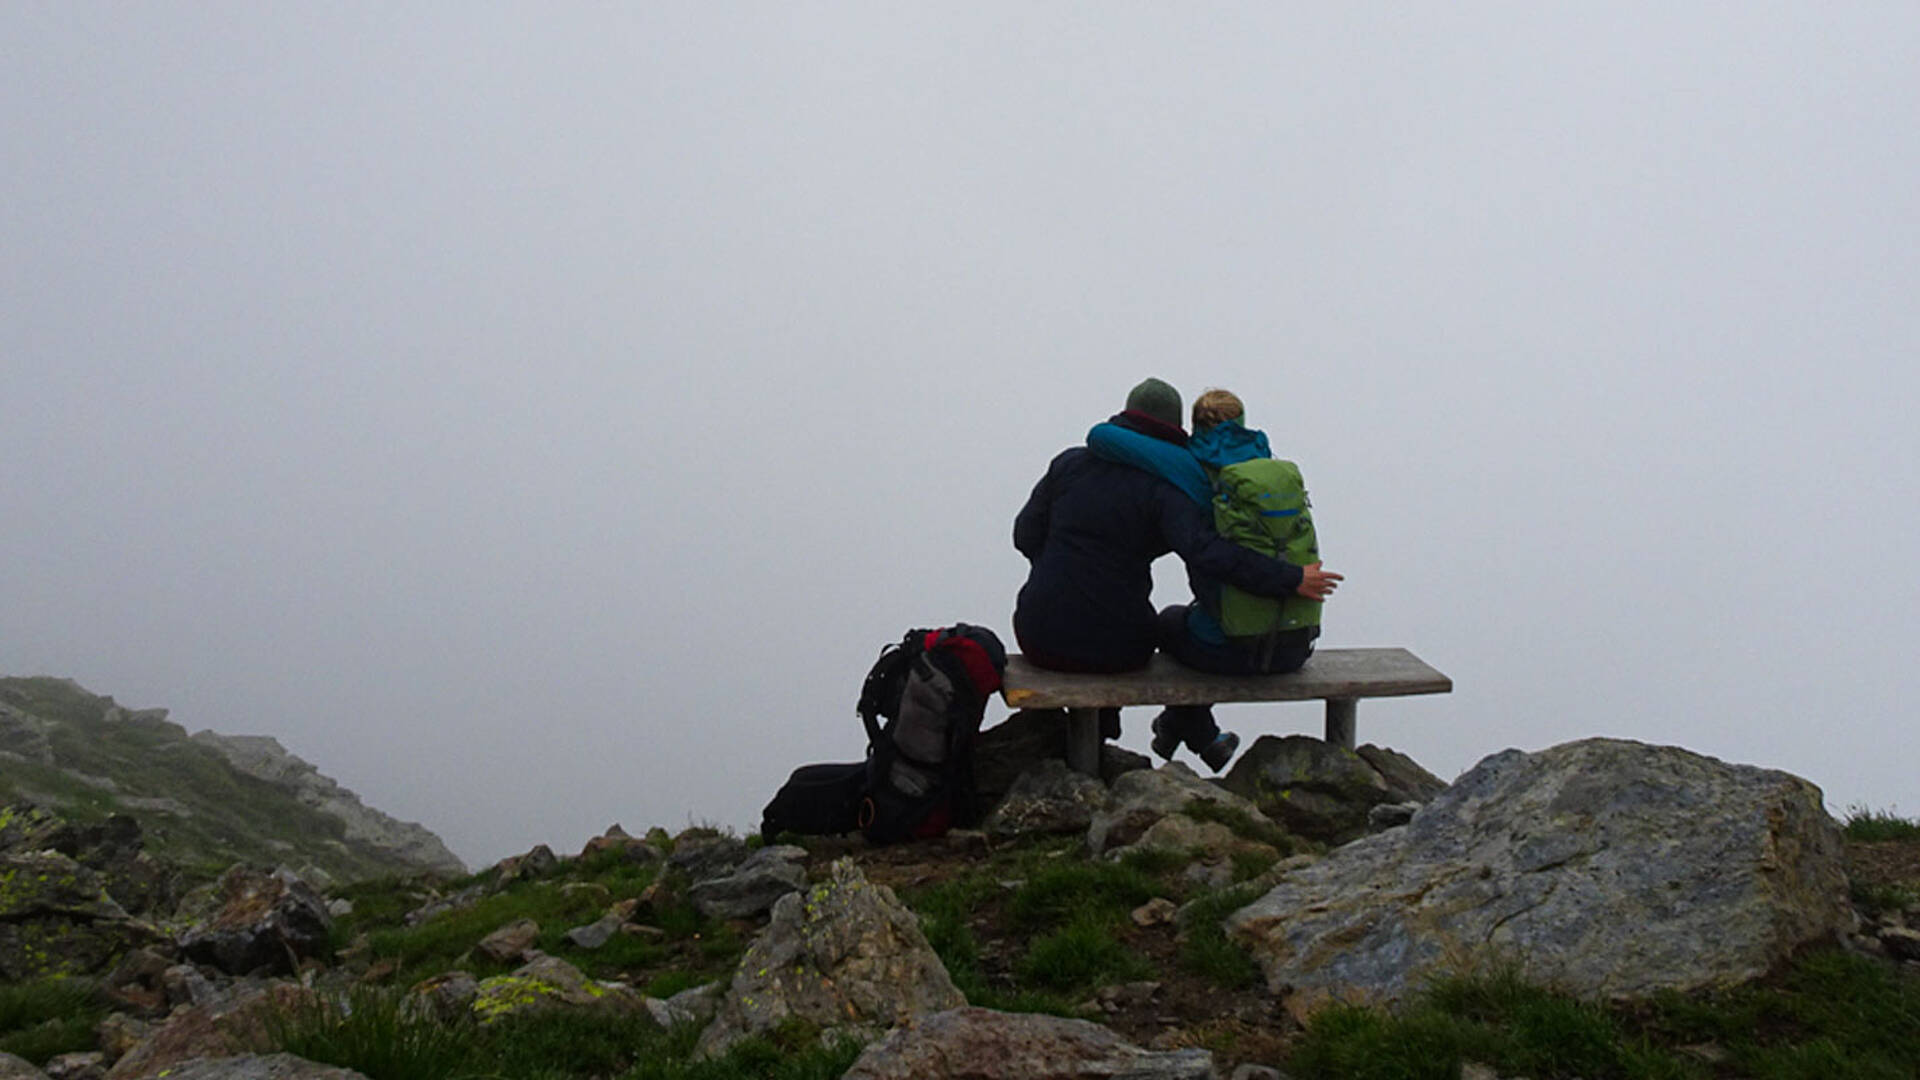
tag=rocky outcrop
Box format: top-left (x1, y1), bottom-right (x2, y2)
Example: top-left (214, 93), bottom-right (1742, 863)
top-left (1219, 737), bottom-right (1446, 844)
top-left (189, 732), bottom-right (464, 877)
top-left (841, 1007), bottom-right (1218, 1079)
top-left (1228, 738), bottom-right (1853, 1013)
top-left (178, 867), bottom-right (331, 976)
top-left (696, 859), bottom-right (964, 1058)
top-left (0, 677), bottom-right (464, 884)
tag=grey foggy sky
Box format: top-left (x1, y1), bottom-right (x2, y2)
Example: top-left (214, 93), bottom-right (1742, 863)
top-left (4, 5), bottom-right (1916, 866)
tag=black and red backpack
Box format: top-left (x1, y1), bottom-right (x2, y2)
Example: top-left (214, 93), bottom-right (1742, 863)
top-left (759, 623), bottom-right (1007, 845)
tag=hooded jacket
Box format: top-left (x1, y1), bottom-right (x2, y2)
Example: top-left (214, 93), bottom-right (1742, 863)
top-left (1012, 412), bottom-right (1304, 670)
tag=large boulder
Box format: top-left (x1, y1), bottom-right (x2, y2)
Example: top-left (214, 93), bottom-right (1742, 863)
top-left (178, 866), bottom-right (331, 976)
top-left (842, 1007), bottom-right (1218, 1079)
top-left (1219, 737), bottom-right (1445, 844)
top-left (0, 850), bottom-right (159, 980)
top-left (1228, 738), bottom-right (1853, 1013)
top-left (695, 858), bottom-right (964, 1058)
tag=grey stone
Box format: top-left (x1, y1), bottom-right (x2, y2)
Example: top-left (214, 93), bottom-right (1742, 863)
top-left (1087, 763), bottom-right (1262, 855)
top-left (563, 913), bottom-right (624, 950)
top-left (667, 834), bottom-right (749, 882)
top-left (1366, 801), bottom-right (1421, 831)
top-left (981, 760), bottom-right (1111, 837)
top-left (1220, 736), bottom-right (1414, 844)
top-left (696, 858), bottom-right (964, 1058)
top-left (841, 1007), bottom-right (1218, 1079)
top-left (178, 866), bottom-right (332, 976)
top-left (476, 918), bottom-right (541, 963)
top-left (408, 971), bottom-right (479, 1023)
top-left (1229, 738), bottom-right (1853, 1013)
top-left (0, 1053), bottom-right (49, 1080)
top-left (1880, 925), bottom-right (1920, 962)
top-left (493, 844), bottom-right (559, 887)
top-left (43, 1055), bottom-right (104, 1080)
top-left (132, 1056), bottom-right (368, 1080)
top-left (403, 883), bottom-right (485, 926)
top-left (1228, 1066), bottom-right (1285, 1080)
top-left (973, 709), bottom-right (1151, 815)
top-left (687, 846), bottom-right (807, 920)
top-left (643, 981), bottom-right (723, 1029)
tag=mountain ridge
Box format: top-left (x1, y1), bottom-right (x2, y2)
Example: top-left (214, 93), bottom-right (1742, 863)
top-left (0, 674), bottom-right (463, 884)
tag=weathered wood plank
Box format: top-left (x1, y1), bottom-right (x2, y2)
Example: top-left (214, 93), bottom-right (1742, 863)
top-left (1000, 648), bottom-right (1450, 710)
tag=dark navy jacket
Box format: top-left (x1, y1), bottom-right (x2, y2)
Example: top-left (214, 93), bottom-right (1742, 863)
top-left (1011, 416), bottom-right (1304, 671)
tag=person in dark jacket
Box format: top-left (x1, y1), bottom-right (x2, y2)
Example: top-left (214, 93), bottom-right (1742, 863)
top-left (1011, 378), bottom-right (1340, 764)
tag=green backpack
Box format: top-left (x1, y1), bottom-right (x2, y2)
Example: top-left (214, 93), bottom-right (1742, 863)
top-left (1211, 457), bottom-right (1321, 636)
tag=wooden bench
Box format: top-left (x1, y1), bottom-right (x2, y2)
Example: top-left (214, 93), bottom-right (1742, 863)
top-left (999, 647), bottom-right (1452, 776)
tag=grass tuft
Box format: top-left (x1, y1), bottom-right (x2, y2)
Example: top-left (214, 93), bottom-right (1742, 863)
top-left (0, 978), bottom-right (104, 1065)
top-left (1843, 806), bottom-right (1920, 842)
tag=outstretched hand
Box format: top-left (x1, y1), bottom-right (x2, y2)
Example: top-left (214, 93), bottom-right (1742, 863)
top-left (1297, 562), bottom-right (1343, 602)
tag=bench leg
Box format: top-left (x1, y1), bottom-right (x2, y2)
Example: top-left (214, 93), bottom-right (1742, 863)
top-left (1066, 707), bottom-right (1102, 777)
top-left (1325, 698), bottom-right (1357, 749)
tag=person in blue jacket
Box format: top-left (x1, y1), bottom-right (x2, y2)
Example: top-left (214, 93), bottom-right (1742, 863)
top-left (1011, 378), bottom-right (1340, 767)
top-left (1142, 388), bottom-right (1333, 768)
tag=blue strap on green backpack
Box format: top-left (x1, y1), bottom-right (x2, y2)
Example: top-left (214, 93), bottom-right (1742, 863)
top-left (1211, 457), bottom-right (1321, 636)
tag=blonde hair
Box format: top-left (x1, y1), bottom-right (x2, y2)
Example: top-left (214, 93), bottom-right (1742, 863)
top-left (1191, 388), bottom-right (1244, 430)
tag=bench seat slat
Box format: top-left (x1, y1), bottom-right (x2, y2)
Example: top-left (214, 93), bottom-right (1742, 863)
top-left (1000, 647), bottom-right (1450, 710)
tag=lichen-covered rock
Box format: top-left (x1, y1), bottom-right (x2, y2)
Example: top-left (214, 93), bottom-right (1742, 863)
top-left (0, 850), bottom-right (158, 980)
top-left (666, 834), bottom-right (748, 882)
top-left (981, 760), bottom-right (1110, 837)
top-left (695, 858), bottom-right (964, 1058)
top-left (470, 954), bottom-right (648, 1025)
top-left (1086, 764), bottom-right (1262, 855)
top-left (841, 1007), bottom-right (1218, 1079)
top-left (177, 866), bottom-right (331, 976)
top-left (1219, 737), bottom-right (1442, 844)
top-left (1228, 738), bottom-right (1853, 1013)
top-left (687, 845), bottom-right (807, 920)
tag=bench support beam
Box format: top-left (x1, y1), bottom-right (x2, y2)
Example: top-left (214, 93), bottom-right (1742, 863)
top-left (1066, 708), bottom-right (1102, 777)
top-left (1325, 698), bottom-right (1357, 750)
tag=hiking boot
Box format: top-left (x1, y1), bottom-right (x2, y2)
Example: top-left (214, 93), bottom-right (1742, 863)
top-left (1150, 712), bottom-right (1180, 762)
top-left (1198, 731), bottom-right (1241, 773)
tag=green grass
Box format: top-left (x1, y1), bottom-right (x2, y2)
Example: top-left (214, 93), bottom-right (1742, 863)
top-left (263, 985), bottom-right (861, 1080)
top-left (1285, 950), bottom-right (1920, 1080)
top-left (1843, 806), bottom-right (1920, 842)
top-left (1176, 883), bottom-right (1264, 989)
top-left (0, 977), bottom-right (104, 1065)
top-left (1181, 798), bottom-right (1308, 856)
top-left (1016, 911), bottom-right (1154, 991)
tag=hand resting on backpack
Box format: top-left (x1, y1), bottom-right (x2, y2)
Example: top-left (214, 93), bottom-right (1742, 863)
top-left (1297, 562), bottom-right (1343, 602)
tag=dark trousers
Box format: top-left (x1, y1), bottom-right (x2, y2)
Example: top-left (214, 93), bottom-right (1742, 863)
top-left (1153, 605), bottom-right (1317, 750)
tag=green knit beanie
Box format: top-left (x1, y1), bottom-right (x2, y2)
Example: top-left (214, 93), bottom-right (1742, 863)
top-left (1124, 377), bottom-right (1183, 429)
